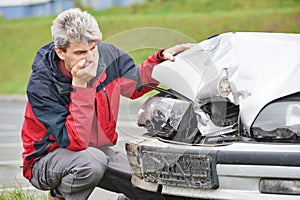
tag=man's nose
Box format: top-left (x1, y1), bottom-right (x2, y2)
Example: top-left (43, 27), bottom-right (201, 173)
top-left (86, 50), bottom-right (94, 62)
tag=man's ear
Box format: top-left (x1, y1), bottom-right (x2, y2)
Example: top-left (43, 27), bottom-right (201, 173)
top-left (55, 47), bottom-right (65, 60)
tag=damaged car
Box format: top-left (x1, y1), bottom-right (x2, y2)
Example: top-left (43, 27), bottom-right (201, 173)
top-left (125, 32), bottom-right (300, 199)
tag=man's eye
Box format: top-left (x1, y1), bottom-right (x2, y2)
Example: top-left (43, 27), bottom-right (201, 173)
top-left (76, 51), bottom-right (86, 55)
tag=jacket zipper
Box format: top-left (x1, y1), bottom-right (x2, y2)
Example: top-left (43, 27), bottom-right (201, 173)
top-left (103, 87), bottom-right (111, 121)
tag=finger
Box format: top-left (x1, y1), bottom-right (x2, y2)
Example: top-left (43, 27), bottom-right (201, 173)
top-left (174, 43), bottom-right (195, 53)
top-left (164, 52), bottom-right (175, 61)
top-left (78, 59), bottom-right (87, 69)
top-left (71, 65), bottom-right (79, 76)
top-left (184, 43), bottom-right (196, 49)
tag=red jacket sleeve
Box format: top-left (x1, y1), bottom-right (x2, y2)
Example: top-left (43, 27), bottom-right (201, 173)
top-left (65, 86), bottom-right (96, 150)
top-left (119, 52), bottom-right (161, 99)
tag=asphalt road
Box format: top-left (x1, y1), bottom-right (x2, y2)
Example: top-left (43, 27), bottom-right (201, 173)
top-left (0, 95), bottom-right (148, 199)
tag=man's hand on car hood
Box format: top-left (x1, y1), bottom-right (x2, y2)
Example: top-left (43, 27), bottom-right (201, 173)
top-left (162, 43), bottom-right (195, 61)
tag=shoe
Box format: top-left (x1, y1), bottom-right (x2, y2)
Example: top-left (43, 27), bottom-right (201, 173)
top-left (48, 189), bottom-right (64, 200)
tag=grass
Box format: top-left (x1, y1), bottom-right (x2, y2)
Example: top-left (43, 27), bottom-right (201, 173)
top-left (0, 0), bottom-right (299, 94)
top-left (0, 182), bottom-right (47, 200)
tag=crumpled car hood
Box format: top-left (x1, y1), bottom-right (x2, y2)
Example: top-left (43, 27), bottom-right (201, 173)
top-left (152, 32), bottom-right (300, 132)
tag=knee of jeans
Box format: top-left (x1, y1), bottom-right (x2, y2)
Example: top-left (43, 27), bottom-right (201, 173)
top-left (81, 162), bottom-right (105, 186)
top-left (84, 148), bottom-right (108, 183)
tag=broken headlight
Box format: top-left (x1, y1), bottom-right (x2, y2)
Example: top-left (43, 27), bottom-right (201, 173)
top-left (137, 96), bottom-right (199, 143)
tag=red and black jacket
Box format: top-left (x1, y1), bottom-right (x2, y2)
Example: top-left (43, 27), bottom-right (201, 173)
top-left (21, 42), bottom-right (161, 180)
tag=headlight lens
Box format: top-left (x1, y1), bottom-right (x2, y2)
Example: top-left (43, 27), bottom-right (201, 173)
top-left (137, 96), bottom-right (198, 143)
top-left (252, 100), bottom-right (300, 142)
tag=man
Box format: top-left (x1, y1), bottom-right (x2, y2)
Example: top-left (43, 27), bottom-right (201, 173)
top-left (21, 8), bottom-right (192, 200)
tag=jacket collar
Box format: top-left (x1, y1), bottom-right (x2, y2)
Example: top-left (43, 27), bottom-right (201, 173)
top-left (43, 42), bottom-right (72, 96)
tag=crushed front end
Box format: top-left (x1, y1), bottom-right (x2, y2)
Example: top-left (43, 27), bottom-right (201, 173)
top-left (126, 32), bottom-right (300, 199)
top-left (126, 139), bottom-right (300, 199)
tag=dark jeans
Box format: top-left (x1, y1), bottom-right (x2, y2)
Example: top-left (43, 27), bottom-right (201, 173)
top-left (30, 147), bottom-right (163, 200)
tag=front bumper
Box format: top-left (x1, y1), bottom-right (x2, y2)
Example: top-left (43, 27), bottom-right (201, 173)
top-left (126, 137), bottom-right (300, 199)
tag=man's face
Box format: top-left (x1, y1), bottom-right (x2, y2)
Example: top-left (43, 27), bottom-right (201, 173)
top-left (55, 41), bottom-right (98, 72)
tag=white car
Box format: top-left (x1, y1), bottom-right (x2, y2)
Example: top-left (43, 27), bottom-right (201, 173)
top-left (126, 32), bottom-right (300, 199)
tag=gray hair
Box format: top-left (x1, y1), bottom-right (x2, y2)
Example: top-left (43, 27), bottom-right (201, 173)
top-left (51, 8), bottom-right (102, 51)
